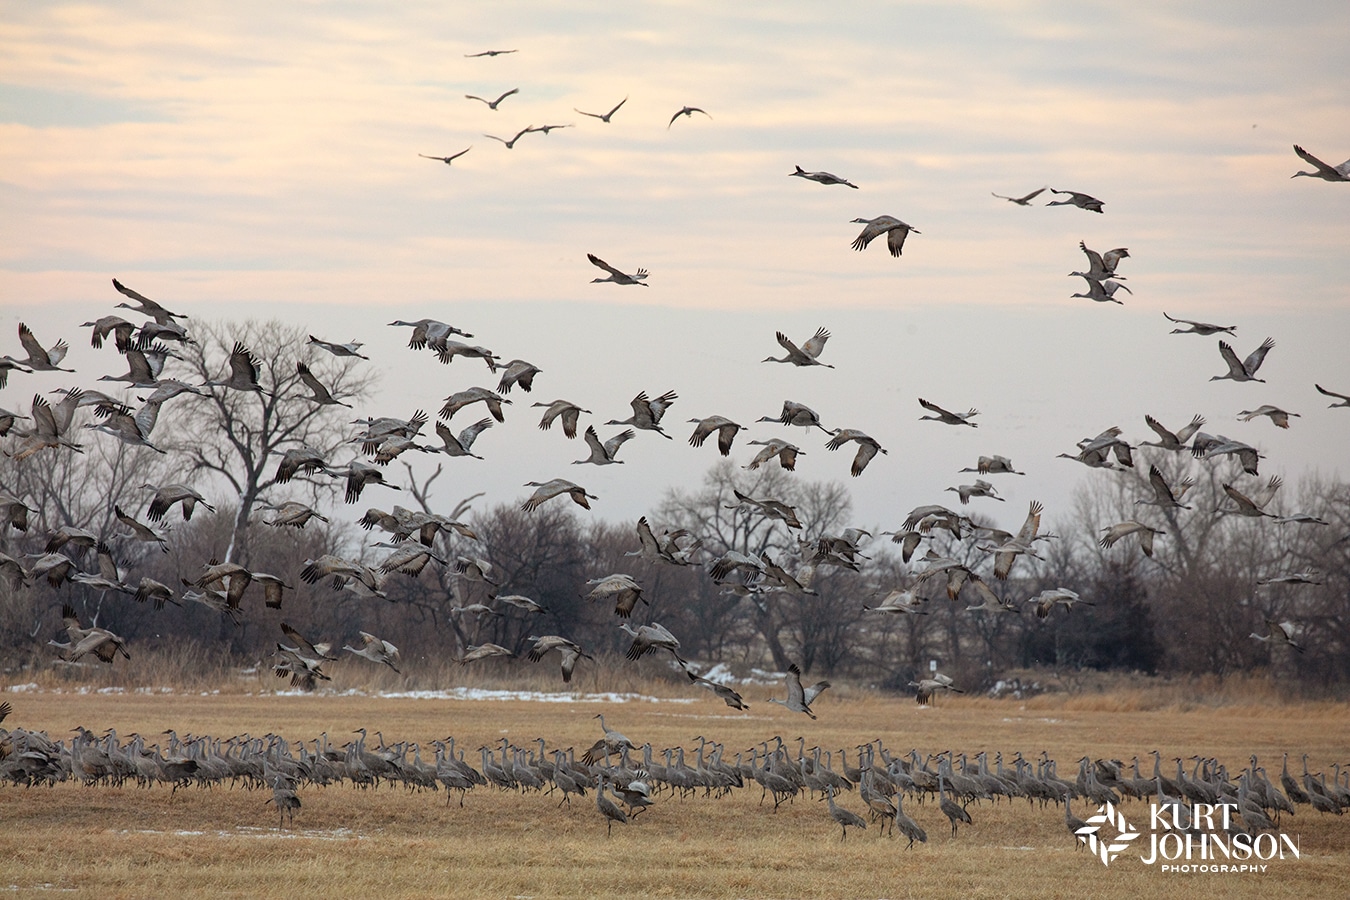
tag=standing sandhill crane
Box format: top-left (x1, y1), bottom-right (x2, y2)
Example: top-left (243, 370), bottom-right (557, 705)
top-left (1137, 465), bottom-right (1193, 510)
top-left (668, 105), bottom-right (710, 127)
top-left (575, 96), bottom-right (627, 123)
top-left (825, 429), bottom-right (886, 476)
top-left (587, 253), bottom-right (649, 286)
top-left (938, 771), bottom-right (973, 837)
top-left (521, 478), bottom-right (597, 512)
top-left (111, 278), bottom-right (188, 325)
top-left (757, 399), bottom-right (830, 434)
top-left (744, 437), bottom-right (803, 472)
top-left (1099, 521), bottom-right (1165, 557)
top-left (496, 359), bottom-right (541, 394)
top-left (205, 342), bottom-right (263, 392)
top-left (13, 324), bottom-right (73, 373)
top-left (307, 335), bottom-right (368, 360)
top-left (1291, 144), bottom-right (1350, 182)
top-left (768, 664), bottom-right (817, 719)
top-left (606, 390), bottom-right (676, 438)
top-left (946, 480), bottom-right (1003, 505)
top-left (960, 455), bottom-right (1024, 475)
top-left (533, 399), bottom-right (590, 438)
top-left (1250, 619), bottom-right (1304, 654)
top-left (574, 426), bottom-right (634, 465)
top-left (1315, 384), bottom-right (1350, 408)
top-left (142, 483), bottom-right (214, 522)
top-left (687, 415), bottom-right (743, 456)
top-left (439, 386), bottom-right (510, 423)
top-left (419, 147), bottom-right (471, 166)
top-left (1212, 338), bottom-right (1275, 383)
top-left (790, 166), bottom-right (858, 188)
top-left (1238, 405), bottom-right (1299, 429)
top-left (1163, 312), bottom-right (1236, 336)
top-left (595, 775), bottom-right (629, 836)
top-left (1141, 414), bottom-right (1205, 451)
top-left (849, 215), bottom-right (919, 257)
top-left (1026, 588), bottom-right (1091, 619)
top-left (525, 635), bottom-right (592, 683)
top-left (683, 665), bottom-right (749, 710)
top-left (296, 362), bottom-right (350, 407)
top-left (919, 398), bottom-right (978, 427)
top-left (826, 785), bottom-right (867, 840)
top-left (1070, 274), bottom-right (1131, 304)
top-left (344, 631), bottom-right (401, 672)
top-left (465, 87), bottom-right (519, 109)
top-left (1046, 188), bottom-right (1104, 212)
top-left (893, 792), bottom-right (928, 849)
top-left (585, 573), bottom-right (645, 618)
top-left (388, 318), bottom-right (473, 348)
top-left (433, 418), bottom-right (494, 458)
top-left (763, 328), bottom-right (833, 368)
top-left (991, 186), bottom-right (1046, 205)
top-left (484, 125), bottom-right (533, 149)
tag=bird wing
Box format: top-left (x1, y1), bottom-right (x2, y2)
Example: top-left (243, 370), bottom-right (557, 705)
top-left (296, 362), bottom-right (335, 401)
top-left (1242, 338), bottom-right (1275, 375)
top-left (1018, 187), bottom-right (1047, 202)
top-left (229, 342), bottom-right (261, 386)
top-left (494, 88), bottom-right (519, 104)
top-left (17, 325), bottom-right (49, 365)
top-left (582, 425), bottom-right (606, 459)
top-left (588, 253), bottom-right (624, 277)
top-left (1216, 341), bottom-right (1247, 378)
top-left (1293, 144), bottom-right (1341, 178)
top-left (851, 441), bottom-right (879, 477)
top-left (1078, 242), bottom-right (1106, 275)
top-left (1315, 383), bottom-right (1350, 401)
top-left (1147, 466), bottom-right (1178, 504)
top-left (785, 664), bottom-right (808, 709)
top-left (885, 224), bottom-right (912, 257)
top-left (801, 327), bottom-right (830, 359)
top-left (605, 97), bottom-right (627, 118)
top-left (918, 397), bottom-right (951, 417)
top-left (458, 418), bottom-right (493, 450)
top-left (603, 429), bottom-right (634, 458)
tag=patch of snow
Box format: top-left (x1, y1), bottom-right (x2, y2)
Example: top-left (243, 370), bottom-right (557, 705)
top-left (4, 682), bottom-right (39, 693)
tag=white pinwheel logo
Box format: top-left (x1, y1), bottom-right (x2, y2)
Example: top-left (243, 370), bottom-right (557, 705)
top-left (1076, 803), bottom-right (1141, 866)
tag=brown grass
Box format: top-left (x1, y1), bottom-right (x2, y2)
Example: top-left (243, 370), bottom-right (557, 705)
top-left (3, 685), bottom-right (1349, 899)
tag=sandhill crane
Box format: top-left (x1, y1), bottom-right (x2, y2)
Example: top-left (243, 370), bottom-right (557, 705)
top-left (864, 588), bottom-right (927, 615)
top-left (419, 148), bottom-right (471, 165)
top-left (991, 187), bottom-right (1046, 205)
top-left (1238, 405), bottom-right (1299, 429)
top-left (376, 541), bottom-right (446, 578)
top-left (370, 433), bottom-right (428, 466)
top-left (683, 665), bottom-right (749, 709)
top-left (1141, 414), bottom-right (1205, 451)
top-left (575, 425), bottom-right (634, 465)
top-left (82, 314), bottom-right (136, 351)
top-left (1220, 482), bottom-right (1278, 519)
top-left (205, 342), bottom-right (263, 392)
top-left (910, 674), bottom-right (964, 705)
top-left (628, 516), bottom-right (696, 566)
top-left (439, 386), bottom-right (510, 423)
top-left (495, 359), bottom-right (540, 394)
top-left (759, 552), bottom-right (818, 596)
top-left (725, 489), bottom-right (803, 529)
top-left (826, 785), bottom-right (866, 840)
top-left (113, 505), bottom-right (169, 550)
top-left (142, 483), bottom-right (214, 522)
top-left (12, 324), bottom-right (73, 373)
top-left (919, 398), bottom-right (978, 427)
top-left (484, 125), bottom-right (533, 149)
top-left (744, 437), bottom-right (802, 472)
top-left (0, 406), bottom-right (29, 436)
top-left (327, 460), bottom-right (400, 504)
top-left (456, 643), bottom-right (514, 665)
top-left (595, 775), bottom-right (629, 836)
top-left (1077, 426), bottom-right (1134, 468)
top-left (6, 394), bottom-right (84, 461)
top-left (433, 418), bottom-right (493, 458)
top-left (388, 318), bottom-right (473, 349)
top-left (1258, 570), bottom-right (1322, 586)
top-left (1099, 521), bottom-right (1165, 557)
top-left (465, 48), bottom-right (516, 57)
top-left (1250, 619), bottom-right (1304, 654)
top-left (764, 328), bottom-right (833, 368)
top-left (790, 166), bottom-right (858, 188)
top-left (344, 631), bottom-right (400, 672)
top-left (1071, 241), bottom-right (1129, 281)
top-left (768, 664), bottom-right (817, 719)
top-left (1192, 433), bottom-right (1262, 475)
top-left (1026, 588), bottom-right (1091, 619)
top-left (825, 429), bottom-right (886, 476)
top-left (1315, 383), bottom-right (1350, 408)
top-left (606, 390), bottom-right (676, 437)
top-left (528, 124), bottom-right (571, 135)
top-left (1212, 338), bottom-right (1275, 383)
top-left (84, 406), bottom-right (164, 453)
top-left (0, 357), bottom-right (32, 388)
top-left (521, 478), bottom-right (597, 512)
top-left (938, 771), bottom-right (973, 837)
top-left (274, 445), bottom-right (327, 484)
top-left (687, 415), bottom-right (742, 456)
top-left (532, 399), bottom-right (590, 438)
top-left (990, 500), bottom-right (1044, 579)
top-left (893, 792), bottom-right (928, 849)
top-left (587, 252), bottom-right (648, 286)
top-left (525, 635), bottom-right (591, 683)
top-left (1137, 465), bottom-right (1193, 510)
top-left (757, 399), bottom-right (830, 434)
top-left (1070, 274), bottom-right (1131, 304)
top-left (585, 573), bottom-right (645, 617)
top-left (668, 105), bottom-right (710, 127)
top-left (307, 335), bottom-right (368, 360)
top-left (280, 623), bottom-right (336, 662)
top-left (69, 543), bottom-right (134, 595)
top-left (112, 278), bottom-right (189, 326)
top-left (575, 97), bottom-right (627, 122)
top-left (465, 87), bottom-right (518, 109)
top-left (296, 362), bottom-right (350, 407)
top-left (1291, 144), bottom-right (1350, 181)
top-left (946, 480), bottom-right (1003, 505)
top-left (1046, 188), bottom-right (1104, 212)
top-left (54, 604), bottom-right (130, 664)
top-left (1164, 312), bottom-right (1236, 336)
top-left (959, 455), bottom-right (1023, 475)
top-left (620, 621), bottom-right (685, 664)
top-left (1274, 513), bottom-right (1329, 526)
top-left (849, 215), bottom-right (919, 256)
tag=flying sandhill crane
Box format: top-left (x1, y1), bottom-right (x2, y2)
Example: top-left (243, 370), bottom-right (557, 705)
top-left (790, 166), bottom-right (858, 188)
top-left (1070, 274), bottom-right (1131, 304)
top-left (575, 426), bottom-right (634, 465)
top-left (274, 445), bottom-right (327, 484)
top-left (1071, 241), bottom-right (1129, 281)
top-left (54, 604), bottom-right (131, 664)
top-left (587, 252), bottom-right (649, 286)
top-left (1190, 433), bottom-right (1261, 475)
top-left (1026, 588), bottom-right (1091, 619)
top-left (1250, 619), bottom-right (1304, 654)
top-left (1212, 338), bottom-right (1275, 383)
top-left (668, 106), bottom-right (710, 127)
top-left (465, 87), bottom-right (518, 109)
top-left (327, 460), bottom-right (400, 504)
top-left (433, 418), bottom-right (493, 458)
top-left (586, 573), bottom-right (645, 618)
top-left (849, 215), bottom-right (919, 257)
top-left (725, 489), bottom-right (803, 529)
top-left (307, 335), bottom-right (368, 360)
top-left (6, 394), bottom-right (84, 461)
top-left (1164, 312), bottom-right (1236, 336)
top-left (456, 643), bottom-right (514, 665)
top-left (521, 478), bottom-right (597, 512)
top-left (205, 342), bottom-right (263, 392)
top-left (81, 314), bottom-right (136, 351)
top-left (1257, 570), bottom-right (1322, 586)
top-left (744, 437), bottom-right (802, 472)
top-left (1238, 405), bottom-right (1299, 429)
top-left (575, 96), bottom-right (627, 122)
top-left (296, 362), bottom-right (350, 407)
top-left (1315, 384), bottom-right (1350, 409)
top-left (418, 148), bottom-right (471, 166)
top-left (1220, 481), bottom-right (1279, 519)
top-left (484, 125), bottom-right (533, 149)
top-left (13, 324), bottom-right (73, 373)
top-left (1046, 188), bottom-right (1104, 212)
top-left (1291, 144), bottom-right (1350, 182)
top-left (910, 674), bottom-right (964, 706)
top-left (919, 398), bottom-right (978, 427)
top-left (1141, 414), bottom-right (1205, 451)
top-left (606, 390), bottom-right (676, 437)
top-left (1137, 465), bottom-right (1193, 510)
top-left (619, 622), bottom-right (685, 664)
top-left (113, 505), bottom-right (169, 551)
top-left (687, 415), bottom-right (742, 455)
top-left (682, 665), bottom-right (749, 710)
top-left (111, 278), bottom-right (189, 326)
top-left (139, 484), bottom-right (212, 523)
top-left (991, 186), bottom-right (1046, 205)
top-left (763, 328), bottom-right (833, 368)
top-left (826, 785), bottom-right (867, 840)
top-left (439, 386), bottom-right (510, 423)
top-left (757, 399), bottom-right (830, 434)
top-left (864, 588), bottom-right (927, 615)
top-left (465, 48), bottom-right (516, 57)
top-left (1099, 521), bottom-right (1165, 557)
top-left (960, 455), bottom-right (1024, 475)
top-left (388, 318), bottom-right (473, 349)
top-left (0, 357), bottom-right (32, 389)
top-left (533, 399), bottom-right (590, 438)
top-left (990, 500), bottom-right (1044, 579)
top-left (344, 631), bottom-right (401, 672)
top-left (768, 664), bottom-right (818, 719)
top-left (946, 480), bottom-right (1003, 505)
top-left (95, 340), bottom-right (177, 387)
top-left (496, 359), bottom-right (541, 394)
top-left (525, 635), bottom-right (592, 683)
top-left (825, 429), bottom-right (886, 476)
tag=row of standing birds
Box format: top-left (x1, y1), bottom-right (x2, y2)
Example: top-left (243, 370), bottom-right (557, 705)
top-left (4, 707), bottom-right (1348, 840)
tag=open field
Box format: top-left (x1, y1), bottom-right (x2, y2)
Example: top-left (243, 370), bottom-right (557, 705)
top-left (3, 686), bottom-right (1349, 899)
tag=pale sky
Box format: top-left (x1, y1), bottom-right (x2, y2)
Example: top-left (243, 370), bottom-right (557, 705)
top-left (2, 1), bottom-right (1347, 535)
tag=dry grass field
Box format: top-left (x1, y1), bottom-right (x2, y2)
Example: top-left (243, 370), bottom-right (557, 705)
top-left (3, 682), bottom-right (1349, 899)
